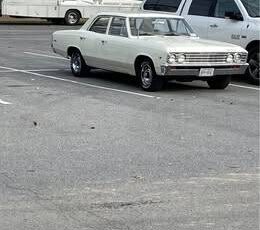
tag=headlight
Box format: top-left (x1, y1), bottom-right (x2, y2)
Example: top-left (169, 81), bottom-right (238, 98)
top-left (167, 54), bottom-right (176, 64)
top-left (234, 53), bottom-right (241, 63)
top-left (176, 54), bottom-right (186, 63)
top-left (226, 54), bottom-right (234, 63)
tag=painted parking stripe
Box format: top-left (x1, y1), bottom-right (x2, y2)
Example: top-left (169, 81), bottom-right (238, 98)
top-left (0, 69), bottom-right (69, 73)
top-left (0, 65), bottom-right (160, 99)
top-left (0, 99), bottom-right (12, 105)
top-left (24, 52), bottom-right (68, 60)
top-left (230, 84), bottom-right (260, 91)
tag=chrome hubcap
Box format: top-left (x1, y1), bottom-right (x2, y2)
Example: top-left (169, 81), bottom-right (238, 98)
top-left (141, 63), bottom-right (153, 88)
top-left (72, 53), bottom-right (81, 73)
top-left (68, 12), bottom-right (78, 24)
top-left (248, 52), bottom-right (260, 80)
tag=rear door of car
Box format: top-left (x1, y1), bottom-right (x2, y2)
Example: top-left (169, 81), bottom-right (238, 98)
top-left (101, 16), bottom-right (131, 74)
top-left (183, 0), bottom-right (215, 39)
top-left (143, 0), bottom-right (183, 13)
top-left (81, 16), bottom-right (111, 69)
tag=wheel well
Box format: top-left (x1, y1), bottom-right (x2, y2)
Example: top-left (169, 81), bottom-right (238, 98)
top-left (246, 40), bottom-right (260, 52)
top-left (67, 47), bottom-right (80, 57)
top-left (134, 55), bottom-right (154, 75)
top-left (66, 9), bottom-right (82, 18)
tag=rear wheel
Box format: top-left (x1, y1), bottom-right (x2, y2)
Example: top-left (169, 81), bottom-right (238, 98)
top-left (207, 76), bottom-right (231, 89)
top-left (65, 10), bottom-right (81, 25)
top-left (70, 50), bottom-right (90, 77)
top-left (247, 46), bottom-right (259, 85)
top-left (138, 59), bottom-right (164, 91)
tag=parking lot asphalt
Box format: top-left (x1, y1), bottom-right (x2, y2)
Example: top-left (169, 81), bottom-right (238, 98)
top-left (0, 24), bottom-right (259, 230)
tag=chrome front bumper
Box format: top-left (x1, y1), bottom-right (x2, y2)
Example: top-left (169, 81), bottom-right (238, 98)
top-left (160, 64), bottom-right (249, 77)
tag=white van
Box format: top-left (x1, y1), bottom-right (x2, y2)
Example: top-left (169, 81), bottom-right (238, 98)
top-left (1, 0), bottom-right (142, 25)
top-left (143, 0), bottom-right (260, 84)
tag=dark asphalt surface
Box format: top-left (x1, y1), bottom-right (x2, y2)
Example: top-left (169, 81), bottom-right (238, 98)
top-left (0, 24), bottom-right (259, 230)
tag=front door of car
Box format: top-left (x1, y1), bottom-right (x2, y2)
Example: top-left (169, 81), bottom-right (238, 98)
top-left (80, 16), bottom-right (111, 69)
top-left (101, 17), bottom-right (131, 74)
top-left (207, 0), bottom-right (244, 46)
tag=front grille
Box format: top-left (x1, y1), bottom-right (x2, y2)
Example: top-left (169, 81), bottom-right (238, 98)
top-left (183, 53), bottom-right (247, 64)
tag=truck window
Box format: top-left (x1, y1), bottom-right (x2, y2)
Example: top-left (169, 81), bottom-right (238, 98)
top-left (241, 0), bottom-right (260, 17)
top-left (188, 0), bottom-right (215, 16)
top-left (143, 0), bottom-right (182, 13)
top-left (89, 17), bottom-right (110, 34)
top-left (214, 0), bottom-right (241, 18)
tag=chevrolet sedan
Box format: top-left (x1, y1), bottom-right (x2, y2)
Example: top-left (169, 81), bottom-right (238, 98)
top-left (52, 12), bottom-right (249, 91)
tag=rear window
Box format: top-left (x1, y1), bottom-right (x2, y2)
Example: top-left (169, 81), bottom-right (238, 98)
top-left (143, 0), bottom-right (182, 13)
top-left (188, 0), bottom-right (215, 16)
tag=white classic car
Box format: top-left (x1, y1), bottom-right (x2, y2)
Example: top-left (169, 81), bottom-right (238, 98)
top-left (52, 12), bottom-right (249, 91)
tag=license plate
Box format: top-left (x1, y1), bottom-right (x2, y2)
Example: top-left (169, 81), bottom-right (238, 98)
top-left (199, 68), bottom-right (214, 77)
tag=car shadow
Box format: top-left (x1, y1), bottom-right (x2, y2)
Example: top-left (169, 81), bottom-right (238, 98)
top-left (88, 70), bottom-right (211, 91)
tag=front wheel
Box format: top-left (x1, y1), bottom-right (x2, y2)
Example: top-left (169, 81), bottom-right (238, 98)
top-left (207, 76), bottom-right (231, 89)
top-left (246, 47), bottom-right (259, 85)
top-left (138, 59), bottom-right (164, 91)
top-left (70, 50), bottom-right (90, 77)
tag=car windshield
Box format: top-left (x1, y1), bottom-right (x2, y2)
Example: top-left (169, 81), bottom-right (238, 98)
top-left (241, 0), bottom-right (260, 17)
top-left (129, 17), bottom-right (195, 37)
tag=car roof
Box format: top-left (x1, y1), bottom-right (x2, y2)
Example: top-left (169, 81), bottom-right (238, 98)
top-left (96, 12), bottom-right (184, 19)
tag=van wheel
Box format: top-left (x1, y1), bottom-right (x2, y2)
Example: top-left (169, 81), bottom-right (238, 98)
top-left (207, 76), bottom-right (231, 89)
top-left (247, 46), bottom-right (259, 85)
top-left (70, 50), bottom-right (90, 77)
top-left (65, 10), bottom-right (81, 25)
top-left (138, 59), bottom-right (164, 91)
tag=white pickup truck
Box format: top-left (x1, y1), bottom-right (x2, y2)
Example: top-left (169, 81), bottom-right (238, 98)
top-left (143, 0), bottom-right (260, 84)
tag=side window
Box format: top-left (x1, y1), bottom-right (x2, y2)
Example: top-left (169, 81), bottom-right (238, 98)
top-left (143, 0), bottom-right (182, 13)
top-left (214, 0), bottom-right (241, 18)
top-left (109, 17), bottom-right (128, 37)
top-left (89, 17), bottom-right (110, 34)
top-left (188, 0), bottom-right (215, 16)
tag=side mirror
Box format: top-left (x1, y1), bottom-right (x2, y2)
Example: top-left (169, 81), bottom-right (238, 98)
top-left (225, 11), bottom-right (243, 21)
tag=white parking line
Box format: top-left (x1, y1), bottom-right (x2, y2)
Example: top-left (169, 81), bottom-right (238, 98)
top-left (0, 99), bottom-right (12, 105)
top-left (24, 52), bottom-right (68, 60)
top-left (230, 84), bottom-right (260, 91)
top-left (0, 69), bottom-right (69, 73)
top-left (0, 65), bottom-right (160, 99)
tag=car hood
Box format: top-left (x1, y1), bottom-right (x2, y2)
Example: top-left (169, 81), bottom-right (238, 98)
top-left (140, 36), bottom-right (247, 53)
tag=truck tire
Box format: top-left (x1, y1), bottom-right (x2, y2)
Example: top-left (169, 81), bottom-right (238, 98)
top-left (70, 50), bottom-right (90, 77)
top-left (65, 10), bottom-right (81, 26)
top-left (247, 46), bottom-right (259, 85)
top-left (207, 76), bottom-right (231, 89)
top-left (138, 59), bottom-right (164, 91)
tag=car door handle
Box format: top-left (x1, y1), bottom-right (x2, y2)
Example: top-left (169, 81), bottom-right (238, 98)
top-left (210, 24), bottom-right (218, 28)
top-left (80, 36), bottom-right (86, 40)
top-left (101, 40), bottom-right (107, 45)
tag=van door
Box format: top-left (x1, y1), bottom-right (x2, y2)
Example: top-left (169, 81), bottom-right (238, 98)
top-left (207, 0), bottom-right (244, 46)
top-left (184, 0), bottom-right (215, 39)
